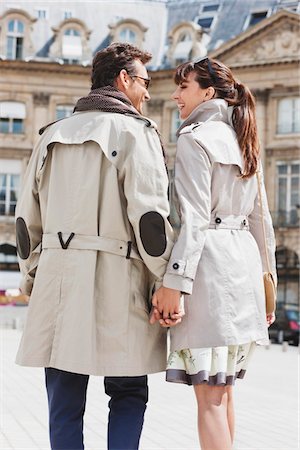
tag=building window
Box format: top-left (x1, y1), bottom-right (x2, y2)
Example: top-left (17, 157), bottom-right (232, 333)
top-left (277, 98), bottom-right (300, 134)
top-left (36, 9), bottom-right (47, 20)
top-left (170, 109), bottom-right (182, 142)
top-left (6, 19), bottom-right (24, 59)
top-left (56, 105), bottom-right (74, 120)
top-left (249, 11), bottom-right (268, 27)
top-left (197, 3), bottom-right (219, 29)
top-left (276, 247), bottom-right (299, 306)
top-left (244, 10), bottom-right (270, 30)
top-left (109, 19), bottom-right (147, 49)
top-left (0, 101), bottom-right (25, 134)
top-left (0, 244), bottom-right (19, 272)
top-left (202, 4), bottom-right (219, 12)
top-left (119, 28), bottom-right (136, 44)
top-left (63, 11), bottom-right (73, 20)
top-left (62, 28), bottom-right (82, 63)
top-left (0, 160), bottom-right (21, 217)
top-left (174, 32), bottom-right (193, 65)
top-left (276, 162), bottom-right (300, 226)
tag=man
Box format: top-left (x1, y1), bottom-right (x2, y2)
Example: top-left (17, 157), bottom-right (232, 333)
top-left (15, 43), bottom-right (181, 450)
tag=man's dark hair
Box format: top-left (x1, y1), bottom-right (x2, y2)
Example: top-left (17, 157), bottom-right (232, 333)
top-left (91, 42), bottom-right (152, 89)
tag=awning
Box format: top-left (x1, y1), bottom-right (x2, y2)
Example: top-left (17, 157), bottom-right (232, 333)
top-left (0, 102), bottom-right (26, 119)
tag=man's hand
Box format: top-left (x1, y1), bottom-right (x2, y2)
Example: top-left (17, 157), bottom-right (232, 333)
top-left (151, 286), bottom-right (182, 319)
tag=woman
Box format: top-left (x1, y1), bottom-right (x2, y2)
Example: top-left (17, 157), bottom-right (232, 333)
top-left (151, 58), bottom-right (277, 449)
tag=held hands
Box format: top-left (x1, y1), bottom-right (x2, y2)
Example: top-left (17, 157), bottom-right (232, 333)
top-left (149, 286), bottom-right (184, 328)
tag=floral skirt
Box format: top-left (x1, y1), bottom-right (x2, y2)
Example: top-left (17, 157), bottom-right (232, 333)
top-left (166, 342), bottom-right (256, 386)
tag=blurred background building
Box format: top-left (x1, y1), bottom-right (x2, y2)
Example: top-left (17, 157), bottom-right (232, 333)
top-left (0, 0), bottom-right (299, 307)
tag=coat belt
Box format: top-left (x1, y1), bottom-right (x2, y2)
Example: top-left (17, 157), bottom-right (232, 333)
top-left (208, 214), bottom-right (249, 230)
top-left (42, 233), bottom-right (142, 261)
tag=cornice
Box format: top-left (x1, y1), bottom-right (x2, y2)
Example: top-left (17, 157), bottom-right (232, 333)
top-left (0, 59), bottom-right (91, 75)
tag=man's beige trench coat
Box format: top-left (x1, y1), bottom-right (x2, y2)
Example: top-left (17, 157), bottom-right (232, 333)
top-left (162, 100), bottom-right (277, 350)
top-left (15, 111), bottom-right (174, 376)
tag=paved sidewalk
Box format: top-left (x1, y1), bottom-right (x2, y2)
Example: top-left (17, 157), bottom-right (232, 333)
top-left (0, 307), bottom-right (299, 450)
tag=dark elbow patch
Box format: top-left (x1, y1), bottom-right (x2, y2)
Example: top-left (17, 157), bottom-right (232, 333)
top-left (16, 217), bottom-right (31, 260)
top-left (139, 211), bottom-right (167, 257)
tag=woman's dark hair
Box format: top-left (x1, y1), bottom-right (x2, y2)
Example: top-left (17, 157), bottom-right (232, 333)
top-left (91, 42), bottom-right (152, 89)
top-left (175, 58), bottom-right (260, 178)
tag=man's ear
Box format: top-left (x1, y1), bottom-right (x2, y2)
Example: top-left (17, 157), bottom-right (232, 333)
top-left (116, 69), bottom-right (130, 92)
top-left (204, 86), bottom-right (215, 101)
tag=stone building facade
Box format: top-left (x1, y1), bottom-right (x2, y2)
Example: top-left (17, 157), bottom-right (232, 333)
top-left (0, 0), bottom-right (299, 305)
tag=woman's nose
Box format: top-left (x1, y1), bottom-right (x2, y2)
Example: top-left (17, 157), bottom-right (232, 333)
top-left (171, 89), bottom-right (179, 100)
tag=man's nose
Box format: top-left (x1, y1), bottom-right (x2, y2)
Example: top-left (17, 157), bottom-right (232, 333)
top-left (145, 91), bottom-right (151, 101)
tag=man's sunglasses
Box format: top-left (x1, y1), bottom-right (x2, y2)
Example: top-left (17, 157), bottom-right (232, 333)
top-left (131, 75), bottom-right (151, 89)
top-left (192, 56), bottom-right (217, 83)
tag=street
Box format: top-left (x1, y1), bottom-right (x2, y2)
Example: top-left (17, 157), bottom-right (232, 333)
top-left (0, 306), bottom-right (299, 450)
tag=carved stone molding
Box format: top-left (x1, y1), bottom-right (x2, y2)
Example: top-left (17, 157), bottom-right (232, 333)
top-left (33, 93), bottom-right (50, 106)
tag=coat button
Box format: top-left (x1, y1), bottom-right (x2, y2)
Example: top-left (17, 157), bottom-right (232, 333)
top-left (172, 263), bottom-right (179, 270)
top-left (112, 150), bottom-right (117, 157)
top-left (215, 217), bottom-right (222, 224)
top-left (242, 219), bottom-right (247, 226)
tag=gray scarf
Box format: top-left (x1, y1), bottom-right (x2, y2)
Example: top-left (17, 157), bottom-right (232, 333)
top-left (74, 86), bottom-right (142, 118)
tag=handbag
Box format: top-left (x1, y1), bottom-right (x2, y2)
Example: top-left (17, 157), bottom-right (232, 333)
top-left (256, 171), bottom-right (277, 314)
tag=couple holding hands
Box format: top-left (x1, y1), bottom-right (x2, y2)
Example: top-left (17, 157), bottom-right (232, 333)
top-left (15, 42), bottom-right (276, 450)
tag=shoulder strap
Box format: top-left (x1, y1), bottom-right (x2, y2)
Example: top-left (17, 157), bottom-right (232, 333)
top-left (256, 171), bottom-right (271, 273)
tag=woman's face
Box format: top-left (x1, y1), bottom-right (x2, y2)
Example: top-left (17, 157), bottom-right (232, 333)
top-left (172, 71), bottom-right (211, 119)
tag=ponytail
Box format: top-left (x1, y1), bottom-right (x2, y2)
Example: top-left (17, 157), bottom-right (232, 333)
top-left (230, 80), bottom-right (260, 178)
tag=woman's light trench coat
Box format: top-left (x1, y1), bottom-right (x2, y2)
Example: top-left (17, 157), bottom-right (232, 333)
top-left (163, 99), bottom-right (277, 351)
top-left (15, 111), bottom-right (174, 376)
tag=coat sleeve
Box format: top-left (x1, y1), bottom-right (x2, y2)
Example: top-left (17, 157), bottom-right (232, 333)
top-left (121, 125), bottom-right (174, 282)
top-left (15, 144), bottom-right (43, 296)
top-left (248, 166), bottom-right (277, 285)
top-left (163, 132), bottom-right (212, 294)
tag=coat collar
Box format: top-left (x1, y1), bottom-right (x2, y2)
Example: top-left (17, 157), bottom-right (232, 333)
top-left (177, 99), bottom-right (233, 137)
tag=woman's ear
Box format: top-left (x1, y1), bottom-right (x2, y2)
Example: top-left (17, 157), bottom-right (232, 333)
top-left (204, 86), bottom-right (215, 101)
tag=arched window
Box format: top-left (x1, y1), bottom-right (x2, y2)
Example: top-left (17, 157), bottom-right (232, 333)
top-left (109, 19), bottom-right (147, 49)
top-left (50, 19), bottom-right (91, 64)
top-left (62, 28), bottom-right (82, 63)
top-left (168, 22), bottom-right (205, 67)
top-left (7, 19), bottom-right (24, 59)
top-left (119, 28), bottom-right (136, 44)
top-left (174, 32), bottom-right (193, 64)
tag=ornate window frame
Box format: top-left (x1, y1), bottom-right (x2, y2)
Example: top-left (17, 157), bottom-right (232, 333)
top-left (49, 18), bottom-right (92, 64)
top-left (109, 19), bottom-right (147, 48)
top-left (167, 21), bottom-right (209, 67)
top-left (0, 9), bottom-right (36, 60)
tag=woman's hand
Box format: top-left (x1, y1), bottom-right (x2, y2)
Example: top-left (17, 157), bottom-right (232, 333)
top-left (266, 312), bottom-right (276, 327)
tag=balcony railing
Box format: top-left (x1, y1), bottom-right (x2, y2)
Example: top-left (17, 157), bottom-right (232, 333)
top-left (271, 210), bottom-right (300, 228)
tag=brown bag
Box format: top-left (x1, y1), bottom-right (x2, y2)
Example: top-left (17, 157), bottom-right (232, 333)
top-left (263, 272), bottom-right (276, 314)
top-left (257, 172), bottom-right (277, 314)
